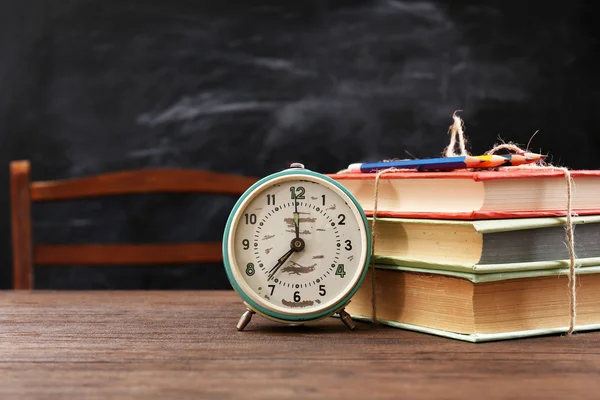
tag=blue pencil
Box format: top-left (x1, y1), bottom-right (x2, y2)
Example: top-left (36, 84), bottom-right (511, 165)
top-left (347, 155), bottom-right (507, 173)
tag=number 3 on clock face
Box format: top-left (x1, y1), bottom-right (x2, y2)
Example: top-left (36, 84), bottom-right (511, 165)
top-left (223, 167), bottom-right (371, 325)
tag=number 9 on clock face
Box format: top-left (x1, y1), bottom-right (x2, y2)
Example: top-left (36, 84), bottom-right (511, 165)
top-left (223, 167), bottom-right (371, 324)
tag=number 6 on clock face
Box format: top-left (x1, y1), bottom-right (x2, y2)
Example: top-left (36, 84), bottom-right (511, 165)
top-left (223, 166), bottom-right (371, 328)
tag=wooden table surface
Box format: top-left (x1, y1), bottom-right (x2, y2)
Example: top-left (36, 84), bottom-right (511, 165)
top-left (1, 291), bottom-right (599, 399)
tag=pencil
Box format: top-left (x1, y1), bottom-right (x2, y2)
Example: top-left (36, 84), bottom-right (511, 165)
top-left (497, 153), bottom-right (547, 166)
top-left (347, 155), bottom-right (507, 173)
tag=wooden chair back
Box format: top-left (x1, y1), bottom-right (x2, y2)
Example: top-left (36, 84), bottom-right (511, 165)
top-left (10, 160), bottom-right (257, 289)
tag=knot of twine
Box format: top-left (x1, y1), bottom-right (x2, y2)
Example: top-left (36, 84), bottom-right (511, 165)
top-left (355, 112), bottom-right (578, 335)
top-left (444, 111), bottom-right (469, 157)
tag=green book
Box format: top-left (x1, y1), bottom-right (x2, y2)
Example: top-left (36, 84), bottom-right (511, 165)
top-left (371, 216), bottom-right (600, 273)
top-left (347, 264), bottom-right (600, 342)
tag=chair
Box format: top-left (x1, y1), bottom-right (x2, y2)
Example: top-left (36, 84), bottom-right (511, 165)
top-left (10, 160), bottom-right (257, 289)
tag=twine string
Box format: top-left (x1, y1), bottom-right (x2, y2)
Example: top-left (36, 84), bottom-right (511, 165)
top-left (369, 167), bottom-right (400, 324)
top-left (486, 142), bottom-right (577, 334)
top-left (485, 143), bottom-right (527, 155)
top-left (444, 111), bottom-right (469, 157)
top-left (561, 168), bottom-right (578, 334)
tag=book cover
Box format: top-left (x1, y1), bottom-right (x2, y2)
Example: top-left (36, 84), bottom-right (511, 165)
top-left (329, 169), bottom-right (600, 219)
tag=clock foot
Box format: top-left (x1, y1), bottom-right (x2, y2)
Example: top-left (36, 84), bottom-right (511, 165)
top-left (338, 309), bottom-right (356, 331)
top-left (236, 308), bottom-right (255, 331)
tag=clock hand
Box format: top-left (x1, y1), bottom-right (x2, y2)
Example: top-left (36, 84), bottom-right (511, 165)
top-left (293, 200), bottom-right (300, 239)
top-left (291, 200), bottom-right (306, 252)
top-left (268, 248), bottom-right (295, 274)
top-left (267, 248), bottom-right (295, 281)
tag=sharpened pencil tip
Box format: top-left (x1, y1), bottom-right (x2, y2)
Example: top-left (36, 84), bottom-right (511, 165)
top-left (464, 155), bottom-right (485, 163)
top-left (487, 155), bottom-right (508, 167)
top-left (522, 152), bottom-right (546, 161)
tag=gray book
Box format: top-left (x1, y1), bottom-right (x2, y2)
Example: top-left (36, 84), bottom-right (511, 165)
top-left (371, 216), bottom-right (600, 273)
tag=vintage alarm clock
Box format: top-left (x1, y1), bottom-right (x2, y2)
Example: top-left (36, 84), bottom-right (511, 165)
top-left (223, 163), bottom-right (371, 330)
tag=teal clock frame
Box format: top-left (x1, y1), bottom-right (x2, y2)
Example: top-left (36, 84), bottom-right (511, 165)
top-left (222, 168), bottom-right (372, 323)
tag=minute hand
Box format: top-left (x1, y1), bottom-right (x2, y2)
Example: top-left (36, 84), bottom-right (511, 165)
top-left (267, 248), bottom-right (295, 281)
top-left (293, 200), bottom-right (300, 239)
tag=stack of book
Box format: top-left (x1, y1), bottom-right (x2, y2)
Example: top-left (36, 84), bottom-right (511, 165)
top-left (330, 169), bottom-right (600, 342)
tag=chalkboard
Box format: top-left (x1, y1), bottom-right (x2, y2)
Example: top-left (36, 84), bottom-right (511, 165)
top-left (1, 0), bottom-right (598, 289)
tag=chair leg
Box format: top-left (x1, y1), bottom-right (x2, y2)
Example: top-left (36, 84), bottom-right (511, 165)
top-left (10, 161), bottom-right (34, 289)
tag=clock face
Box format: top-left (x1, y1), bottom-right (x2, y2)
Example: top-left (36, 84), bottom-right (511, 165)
top-left (225, 172), bottom-right (369, 320)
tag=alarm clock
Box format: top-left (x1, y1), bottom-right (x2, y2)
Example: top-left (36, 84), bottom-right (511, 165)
top-left (223, 163), bottom-right (371, 331)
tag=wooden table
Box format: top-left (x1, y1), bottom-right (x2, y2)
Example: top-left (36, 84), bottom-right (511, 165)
top-left (1, 291), bottom-right (599, 399)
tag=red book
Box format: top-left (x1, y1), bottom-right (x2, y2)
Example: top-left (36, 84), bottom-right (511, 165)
top-left (329, 169), bottom-right (600, 220)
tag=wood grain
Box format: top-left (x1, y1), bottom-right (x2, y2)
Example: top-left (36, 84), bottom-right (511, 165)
top-left (0, 291), bottom-right (599, 400)
top-left (10, 161), bottom-right (33, 289)
top-left (34, 243), bottom-right (222, 265)
top-left (30, 168), bottom-right (258, 201)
